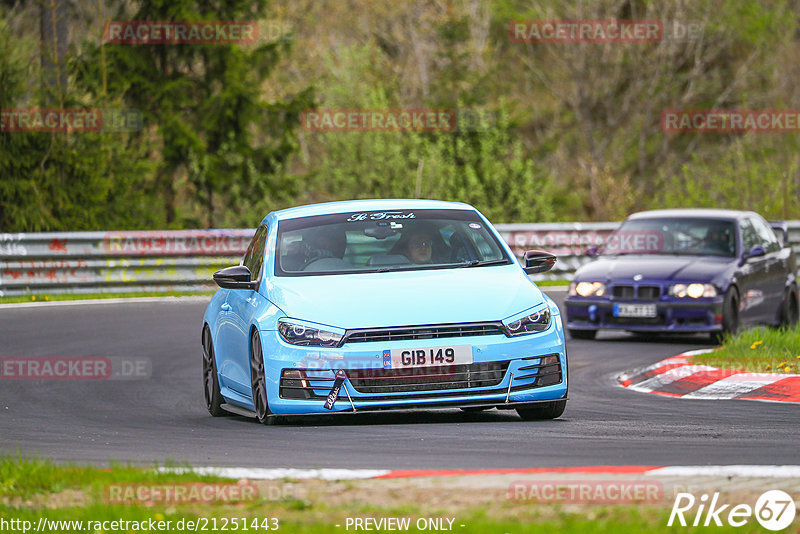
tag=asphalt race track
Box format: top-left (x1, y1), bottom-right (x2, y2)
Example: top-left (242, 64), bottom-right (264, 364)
top-left (1, 290), bottom-right (797, 469)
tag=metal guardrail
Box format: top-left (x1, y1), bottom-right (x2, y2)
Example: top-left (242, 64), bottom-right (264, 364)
top-left (0, 230), bottom-right (252, 297)
top-left (2, 222), bottom-right (799, 296)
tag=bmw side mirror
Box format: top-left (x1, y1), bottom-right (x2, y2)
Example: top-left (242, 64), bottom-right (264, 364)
top-left (523, 250), bottom-right (557, 274)
top-left (213, 265), bottom-right (257, 290)
top-left (740, 246), bottom-right (766, 266)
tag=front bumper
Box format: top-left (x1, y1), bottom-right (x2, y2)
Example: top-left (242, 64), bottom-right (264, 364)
top-left (565, 296), bottom-right (724, 332)
top-left (242, 322), bottom-right (568, 415)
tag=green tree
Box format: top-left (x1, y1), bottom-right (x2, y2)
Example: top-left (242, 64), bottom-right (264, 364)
top-left (75, 0), bottom-right (313, 228)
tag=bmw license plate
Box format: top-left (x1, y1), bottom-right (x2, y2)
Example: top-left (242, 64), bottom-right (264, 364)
top-left (613, 303), bottom-right (657, 318)
top-left (386, 345), bottom-right (472, 369)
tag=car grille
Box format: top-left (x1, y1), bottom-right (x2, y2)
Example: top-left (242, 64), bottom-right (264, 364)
top-left (637, 286), bottom-right (661, 299)
top-left (346, 361), bottom-right (509, 394)
top-left (278, 354), bottom-right (564, 401)
top-left (342, 322), bottom-right (505, 344)
top-left (612, 285), bottom-right (661, 299)
top-left (613, 285), bottom-right (635, 298)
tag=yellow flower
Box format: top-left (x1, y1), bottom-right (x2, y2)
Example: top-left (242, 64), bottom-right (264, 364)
top-left (154, 513), bottom-right (165, 521)
top-left (778, 362), bottom-right (787, 368)
top-left (750, 341), bottom-right (763, 349)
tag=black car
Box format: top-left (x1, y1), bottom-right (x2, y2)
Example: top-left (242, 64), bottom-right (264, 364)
top-left (565, 209), bottom-right (798, 341)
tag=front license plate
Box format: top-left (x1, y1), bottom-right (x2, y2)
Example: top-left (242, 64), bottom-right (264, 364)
top-left (613, 303), bottom-right (657, 318)
top-left (388, 345), bottom-right (472, 369)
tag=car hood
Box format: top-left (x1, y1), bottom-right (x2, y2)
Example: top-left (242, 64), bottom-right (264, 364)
top-left (576, 254), bottom-right (734, 283)
top-left (265, 265), bottom-right (545, 329)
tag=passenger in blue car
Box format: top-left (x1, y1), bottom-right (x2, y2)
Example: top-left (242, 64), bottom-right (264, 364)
top-left (405, 232), bottom-right (434, 264)
top-left (392, 225), bottom-right (446, 264)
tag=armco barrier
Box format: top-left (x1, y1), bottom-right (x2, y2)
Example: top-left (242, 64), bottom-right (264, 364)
top-left (0, 230), bottom-right (252, 297)
top-left (1, 222), bottom-right (799, 296)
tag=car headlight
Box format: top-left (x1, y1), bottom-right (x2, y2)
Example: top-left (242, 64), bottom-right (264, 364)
top-left (504, 307), bottom-right (551, 336)
top-left (668, 283), bottom-right (717, 298)
top-left (278, 321), bottom-right (343, 347)
top-left (569, 281), bottom-right (606, 297)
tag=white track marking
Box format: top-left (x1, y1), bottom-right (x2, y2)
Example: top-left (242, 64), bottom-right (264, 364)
top-left (161, 465), bottom-right (800, 480)
top-left (683, 373), bottom-right (784, 399)
top-left (648, 466), bottom-right (800, 478)
top-left (160, 467), bottom-right (391, 480)
top-left (626, 364), bottom-right (717, 392)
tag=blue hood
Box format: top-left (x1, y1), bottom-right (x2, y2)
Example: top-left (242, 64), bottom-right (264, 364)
top-left (576, 254), bottom-right (735, 283)
top-left (265, 265), bottom-right (544, 329)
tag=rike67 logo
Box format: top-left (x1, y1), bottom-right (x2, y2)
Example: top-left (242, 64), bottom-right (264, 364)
top-left (669, 490), bottom-right (796, 531)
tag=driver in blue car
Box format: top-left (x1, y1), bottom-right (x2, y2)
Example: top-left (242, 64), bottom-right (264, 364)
top-left (304, 227), bottom-right (347, 265)
top-left (704, 226), bottom-right (733, 256)
top-left (404, 231), bottom-right (435, 264)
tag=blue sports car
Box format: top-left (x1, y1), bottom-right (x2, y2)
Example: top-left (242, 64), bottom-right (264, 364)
top-left (202, 199), bottom-right (567, 424)
top-left (565, 209), bottom-right (798, 341)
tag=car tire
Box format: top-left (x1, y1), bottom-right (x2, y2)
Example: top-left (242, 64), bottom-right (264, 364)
top-left (568, 329), bottom-right (596, 340)
top-left (711, 286), bottom-right (739, 344)
top-left (250, 330), bottom-right (282, 425)
top-left (779, 286), bottom-right (799, 327)
top-left (202, 326), bottom-right (227, 417)
top-left (516, 400), bottom-right (566, 421)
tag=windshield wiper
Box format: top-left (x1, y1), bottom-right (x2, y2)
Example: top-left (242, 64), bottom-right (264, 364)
top-left (374, 265), bottom-right (416, 273)
top-left (456, 259), bottom-right (509, 268)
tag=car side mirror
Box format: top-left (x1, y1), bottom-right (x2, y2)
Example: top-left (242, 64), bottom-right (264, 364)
top-left (213, 265), bottom-right (257, 290)
top-left (740, 246), bottom-right (766, 265)
top-left (523, 250), bottom-right (557, 274)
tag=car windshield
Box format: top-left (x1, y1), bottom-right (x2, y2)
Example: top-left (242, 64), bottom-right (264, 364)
top-left (275, 209), bottom-right (511, 276)
top-left (600, 218), bottom-right (737, 257)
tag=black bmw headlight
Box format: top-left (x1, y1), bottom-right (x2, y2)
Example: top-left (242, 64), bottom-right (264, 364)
top-left (504, 307), bottom-right (551, 336)
top-left (278, 321), bottom-right (343, 347)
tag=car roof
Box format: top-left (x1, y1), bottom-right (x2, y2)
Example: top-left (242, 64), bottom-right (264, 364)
top-left (626, 208), bottom-right (755, 222)
top-left (264, 199), bottom-right (475, 223)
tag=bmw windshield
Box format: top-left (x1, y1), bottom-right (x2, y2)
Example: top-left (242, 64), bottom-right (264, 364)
top-left (275, 209), bottom-right (512, 276)
top-left (600, 218), bottom-right (737, 258)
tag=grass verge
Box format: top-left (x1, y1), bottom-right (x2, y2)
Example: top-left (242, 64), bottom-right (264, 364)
top-left (0, 456), bottom-right (765, 533)
top-left (535, 279), bottom-right (570, 286)
top-left (690, 326), bottom-right (800, 373)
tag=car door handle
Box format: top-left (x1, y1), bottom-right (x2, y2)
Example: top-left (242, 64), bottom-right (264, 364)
top-left (220, 303), bottom-right (231, 311)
